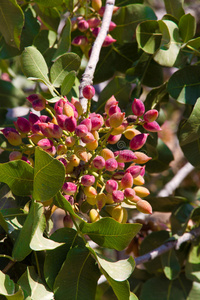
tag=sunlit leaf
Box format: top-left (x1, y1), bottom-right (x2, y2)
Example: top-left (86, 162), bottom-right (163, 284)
top-left (164, 0), bottom-right (185, 20)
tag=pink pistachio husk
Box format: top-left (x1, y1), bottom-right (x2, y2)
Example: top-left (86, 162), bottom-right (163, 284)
top-left (78, 19), bottom-right (89, 32)
top-left (80, 118), bottom-right (92, 131)
top-left (1, 128), bottom-right (22, 146)
top-left (83, 85), bottom-right (95, 100)
top-left (57, 144), bottom-right (67, 155)
top-left (9, 151), bottom-right (22, 161)
top-left (65, 101), bottom-right (78, 119)
top-left (125, 165), bottom-right (143, 178)
top-left (140, 166), bottom-right (146, 177)
top-left (143, 121), bottom-right (161, 132)
top-left (44, 146), bottom-right (56, 156)
top-left (87, 17), bottom-right (101, 28)
top-left (105, 158), bottom-right (118, 172)
top-left (48, 123), bottom-right (63, 139)
top-left (103, 35), bottom-right (116, 47)
top-left (143, 109), bottom-right (159, 122)
top-left (136, 200), bottom-right (152, 214)
top-left (98, 6), bottom-right (119, 17)
top-left (37, 138), bottom-right (53, 149)
top-left (26, 94), bottom-right (39, 103)
top-left (117, 162), bottom-right (125, 170)
top-left (32, 98), bottom-right (46, 111)
top-left (29, 112), bottom-right (40, 126)
top-left (62, 182), bottom-right (77, 195)
top-left (109, 112), bottom-right (125, 128)
top-left (109, 21), bottom-right (117, 31)
top-left (64, 116), bottom-right (77, 132)
top-left (40, 115), bottom-right (51, 123)
top-left (92, 155), bottom-right (105, 169)
top-left (124, 188), bottom-right (136, 200)
top-left (130, 133), bottom-right (149, 150)
top-left (21, 156), bottom-right (31, 165)
top-left (105, 96), bottom-right (118, 114)
top-left (54, 98), bottom-right (66, 115)
top-left (89, 113), bottom-right (104, 130)
top-left (81, 132), bottom-right (95, 143)
top-left (58, 157), bottom-right (68, 167)
top-left (81, 175), bottom-right (96, 187)
top-left (121, 172), bottom-right (133, 189)
top-left (63, 214), bottom-right (73, 228)
top-left (112, 171), bottom-right (125, 181)
top-left (72, 35), bottom-right (88, 46)
top-left (108, 105), bottom-right (121, 116)
top-left (132, 98), bottom-right (145, 116)
top-left (75, 124), bottom-right (88, 137)
top-left (91, 27), bottom-right (100, 37)
top-left (64, 195), bottom-right (74, 205)
top-left (38, 123), bottom-right (51, 138)
top-left (105, 179), bottom-right (118, 193)
top-left (112, 190), bottom-right (124, 203)
top-left (115, 149), bottom-right (137, 163)
top-left (16, 117), bottom-right (31, 133)
top-left (56, 114), bottom-right (68, 129)
top-left (29, 133), bottom-right (44, 144)
top-left (65, 136), bottom-right (76, 147)
top-left (107, 134), bottom-right (122, 144)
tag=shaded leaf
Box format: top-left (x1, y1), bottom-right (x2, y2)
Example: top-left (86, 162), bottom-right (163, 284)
top-left (185, 243), bottom-right (200, 282)
top-left (33, 30), bottom-right (57, 54)
top-left (179, 14), bottom-right (196, 43)
top-left (103, 271), bottom-right (131, 300)
top-left (161, 249), bottom-right (181, 280)
top-left (0, 0), bottom-right (24, 49)
top-left (164, 0), bottom-right (185, 20)
top-left (35, 4), bottom-right (60, 32)
top-left (0, 79), bottom-right (26, 108)
top-left (0, 270), bottom-right (14, 295)
top-left (34, 0), bottom-right (63, 7)
top-left (0, 210), bottom-right (8, 232)
top-left (61, 71), bottom-right (76, 96)
top-left (33, 147), bottom-right (65, 201)
top-left (186, 37), bottom-right (200, 56)
top-left (170, 203), bottom-right (193, 235)
top-left (0, 160), bottom-right (33, 196)
top-left (54, 247), bottom-right (100, 300)
top-left (52, 17), bottom-right (71, 60)
top-left (147, 196), bottom-right (188, 212)
top-left (187, 282), bottom-right (200, 300)
top-left (80, 217), bottom-right (142, 251)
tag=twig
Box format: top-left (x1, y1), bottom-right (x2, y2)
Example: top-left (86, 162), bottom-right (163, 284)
top-left (157, 162), bottom-right (195, 197)
top-left (79, 0), bottom-right (116, 112)
top-left (134, 226), bottom-right (200, 266)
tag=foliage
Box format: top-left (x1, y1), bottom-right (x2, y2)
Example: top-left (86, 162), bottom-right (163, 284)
top-left (0, 0), bottom-right (200, 299)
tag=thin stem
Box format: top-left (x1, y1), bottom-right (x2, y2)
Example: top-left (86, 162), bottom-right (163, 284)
top-left (34, 251), bottom-right (41, 278)
top-left (2, 260), bottom-right (16, 274)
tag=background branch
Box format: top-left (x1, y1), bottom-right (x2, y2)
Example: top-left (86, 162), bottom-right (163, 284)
top-left (79, 0), bottom-right (116, 112)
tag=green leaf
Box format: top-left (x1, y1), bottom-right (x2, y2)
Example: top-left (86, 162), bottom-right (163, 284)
top-left (136, 20), bottom-right (162, 54)
top-left (0, 36), bottom-right (20, 59)
top-left (161, 249), bottom-right (181, 280)
top-left (185, 243), bottom-right (200, 282)
top-left (96, 253), bottom-right (135, 282)
top-left (52, 17), bottom-right (71, 60)
top-left (35, 5), bottom-right (60, 32)
top-left (130, 292), bottom-right (139, 300)
top-left (164, 0), bottom-right (185, 20)
top-left (178, 98), bottom-right (200, 167)
top-left (0, 210), bottom-right (8, 232)
top-left (0, 0), bottom-right (24, 49)
top-left (33, 147), bottom-right (65, 201)
top-left (167, 66), bottom-right (200, 105)
top-left (0, 160), bottom-right (33, 196)
top-left (61, 71), bottom-right (76, 96)
top-left (170, 203), bottom-right (193, 235)
top-left (54, 247), bottom-right (100, 300)
top-left (21, 46), bottom-right (50, 86)
top-left (0, 79), bottom-right (26, 108)
top-left (115, 0), bottom-right (143, 6)
top-left (0, 270), bottom-right (15, 295)
top-left (179, 14), bottom-right (196, 43)
top-left (112, 4), bottom-right (157, 44)
top-left (50, 53), bottom-right (80, 87)
top-left (186, 37), bottom-right (200, 56)
top-left (44, 228), bottom-right (85, 290)
top-left (147, 196), bottom-right (188, 212)
top-left (18, 266), bottom-right (54, 300)
top-left (187, 282), bottom-right (200, 299)
top-left (103, 271), bottom-right (131, 300)
top-left (12, 201), bottom-right (43, 261)
top-left (33, 30), bottom-right (57, 54)
top-left (144, 83), bottom-right (168, 111)
top-left (34, 0), bottom-right (63, 7)
top-left (80, 217), bottom-right (142, 251)
top-left (113, 42), bottom-right (139, 73)
top-left (154, 20), bottom-right (182, 67)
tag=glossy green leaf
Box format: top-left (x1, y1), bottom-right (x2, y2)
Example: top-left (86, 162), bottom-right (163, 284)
top-left (170, 203), bottom-right (193, 235)
top-left (179, 98), bottom-right (200, 168)
top-left (179, 14), bottom-right (196, 43)
top-left (115, 0), bottom-right (143, 5)
top-left (80, 217), bottom-right (142, 251)
top-left (0, 160), bottom-right (33, 196)
top-left (0, 270), bottom-right (14, 295)
top-left (112, 4), bottom-right (157, 44)
top-left (0, 210), bottom-right (8, 232)
top-left (0, 35), bottom-right (20, 59)
top-left (44, 228), bottom-right (85, 290)
top-left (103, 271), bottom-right (131, 300)
top-left (18, 266), bottom-right (54, 300)
top-left (161, 249), bottom-right (181, 280)
top-left (113, 42), bottom-right (139, 73)
top-left (167, 67), bottom-right (200, 105)
top-left (34, 0), bottom-right (63, 7)
top-left (52, 17), bottom-right (71, 60)
top-left (12, 201), bottom-right (43, 261)
top-left (164, 0), bottom-right (185, 20)
top-left (21, 46), bottom-right (50, 86)
top-left (96, 254), bottom-right (135, 282)
top-left (54, 247), bottom-right (100, 300)
top-left (0, 0), bottom-right (24, 49)
top-left (154, 20), bottom-right (182, 67)
top-left (147, 196), bottom-right (188, 212)
top-left (144, 83), bottom-right (168, 111)
top-left (0, 79), bottom-right (26, 108)
top-left (185, 243), bottom-right (200, 282)
top-left (187, 282), bottom-right (200, 299)
top-left (139, 231), bottom-right (170, 273)
top-left (33, 30), bottom-right (57, 54)
top-left (136, 20), bottom-right (162, 54)
top-left (186, 37), bottom-right (200, 56)
top-left (61, 71), bottom-right (76, 96)
top-left (50, 53), bottom-right (80, 87)
top-left (35, 4), bottom-right (60, 32)
top-left (33, 147), bottom-right (65, 201)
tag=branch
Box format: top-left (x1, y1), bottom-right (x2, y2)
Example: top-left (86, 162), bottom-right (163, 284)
top-left (134, 226), bottom-right (200, 266)
top-left (79, 0), bottom-right (116, 112)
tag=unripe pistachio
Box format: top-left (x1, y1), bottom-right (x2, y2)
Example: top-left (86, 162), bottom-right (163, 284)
top-left (130, 133), bottom-right (148, 150)
top-left (9, 151), bottom-right (22, 161)
top-left (98, 5), bottom-right (119, 17)
top-left (26, 94), bottom-right (38, 103)
top-left (143, 121), bottom-right (161, 132)
top-left (64, 116), bottom-right (77, 132)
top-left (108, 105), bottom-right (121, 116)
top-left (40, 115), bottom-right (51, 123)
top-left (21, 156), bottom-right (33, 165)
top-left (110, 112), bottom-right (125, 128)
top-left (89, 113), bottom-right (104, 130)
top-left (107, 134), bottom-right (122, 144)
top-left (74, 145), bottom-right (88, 162)
top-left (117, 162), bottom-right (125, 170)
top-left (45, 146), bottom-right (56, 156)
top-left (111, 123), bottom-right (127, 135)
top-left (29, 112), bottom-right (40, 125)
top-left (132, 98), bottom-right (145, 116)
top-left (92, 155), bottom-right (105, 169)
top-left (121, 172), bottom-right (133, 189)
top-left (1, 128), bottom-right (22, 146)
top-left (29, 133), bottom-right (44, 144)
top-left (63, 213), bottom-right (73, 228)
top-left (112, 170), bottom-right (125, 181)
top-left (68, 154), bottom-right (80, 167)
top-left (83, 85), bottom-right (95, 100)
top-left (91, 27), bottom-right (100, 38)
top-left (105, 96), bottom-right (118, 114)
top-left (65, 136), bottom-right (76, 147)
top-left (123, 127), bottom-right (141, 140)
top-left (78, 19), bottom-right (89, 32)
top-left (124, 188), bottom-right (136, 200)
top-left (64, 194), bottom-right (74, 205)
top-left (81, 132), bottom-right (95, 143)
top-left (62, 182), bottom-right (77, 195)
top-left (91, 130), bottom-right (99, 140)
top-left (81, 174), bottom-right (95, 186)
top-left (143, 109), bottom-right (158, 122)
top-left (72, 35), bottom-right (88, 46)
top-left (111, 205), bottom-right (124, 223)
top-left (133, 175), bottom-right (145, 186)
top-left (57, 144), bottom-right (67, 155)
top-left (86, 196), bottom-right (97, 205)
top-left (92, 0), bottom-right (102, 11)
top-left (136, 200), bottom-right (152, 214)
top-left (96, 193), bottom-right (106, 211)
top-left (16, 117), bottom-right (31, 133)
top-left (65, 161), bottom-right (74, 174)
top-left (105, 158), bottom-right (118, 171)
top-left (85, 139), bottom-right (98, 150)
top-left (89, 209), bottom-right (100, 222)
top-left (133, 151), bottom-right (152, 164)
top-left (112, 190), bottom-right (124, 203)
top-left (63, 102), bottom-right (74, 117)
top-left (56, 114), bottom-right (68, 129)
top-left (72, 99), bottom-right (83, 116)
top-left (100, 148), bottom-right (114, 160)
top-left (87, 17), bottom-right (101, 28)
top-left (48, 123), bottom-right (63, 139)
top-left (103, 35), bottom-right (117, 47)
top-left (125, 165), bottom-right (143, 178)
top-left (75, 124), bottom-right (88, 137)
top-left (57, 157), bottom-right (67, 167)
top-left (105, 179), bottom-right (118, 193)
top-left (115, 149), bottom-right (137, 163)
top-left (80, 118), bottom-right (92, 131)
top-left (109, 21), bottom-right (117, 31)
top-left (133, 186), bottom-right (150, 198)
top-left (106, 193), bottom-right (114, 204)
top-left (84, 186), bottom-right (97, 198)
top-left (128, 195), bottom-right (142, 204)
